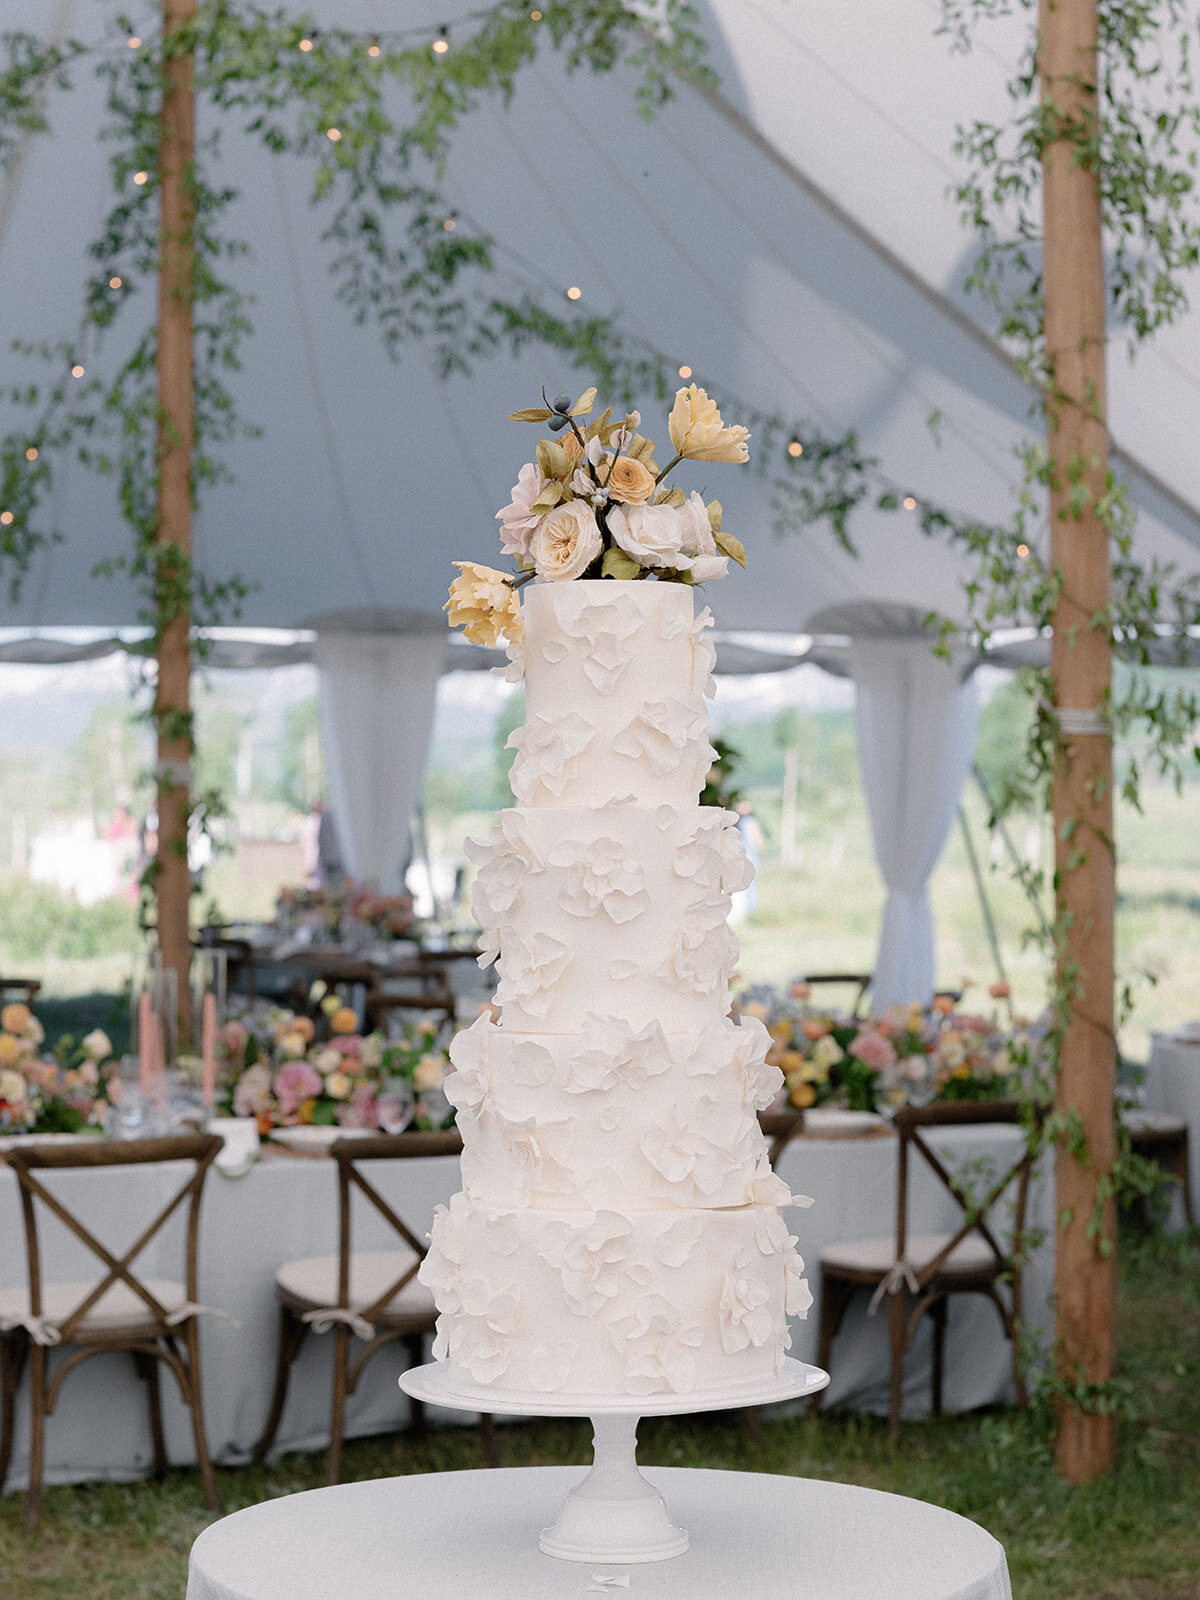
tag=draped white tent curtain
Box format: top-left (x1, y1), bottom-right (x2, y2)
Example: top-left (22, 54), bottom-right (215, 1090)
top-left (313, 629), bottom-right (445, 893)
top-left (849, 637), bottom-right (980, 1009)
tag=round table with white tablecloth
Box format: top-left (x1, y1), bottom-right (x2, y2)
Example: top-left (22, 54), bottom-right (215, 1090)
top-left (0, 1120), bottom-right (1052, 1491)
top-left (185, 1467), bottom-right (1013, 1600)
top-left (1140, 1030), bottom-right (1200, 1224)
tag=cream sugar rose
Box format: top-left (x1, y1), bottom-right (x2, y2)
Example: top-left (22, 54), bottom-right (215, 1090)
top-left (421, 579), bottom-right (813, 1397)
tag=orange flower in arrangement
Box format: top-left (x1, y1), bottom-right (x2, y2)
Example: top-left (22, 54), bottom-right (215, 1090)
top-left (988, 982), bottom-right (1011, 1000)
top-left (789, 1081), bottom-right (817, 1109)
top-left (790, 982), bottom-right (812, 1000)
top-left (330, 1007), bottom-right (359, 1035)
top-left (802, 1018), bottom-right (831, 1040)
top-left (768, 1021), bottom-right (793, 1043)
top-left (292, 1015), bottom-right (316, 1042)
top-left (931, 995), bottom-right (956, 1015)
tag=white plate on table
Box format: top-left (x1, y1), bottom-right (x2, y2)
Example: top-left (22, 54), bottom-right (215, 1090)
top-left (802, 1107), bottom-right (887, 1138)
top-left (0, 1130), bottom-right (104, 1151)
top-left (267, 1125), bottom-right (375, 1152)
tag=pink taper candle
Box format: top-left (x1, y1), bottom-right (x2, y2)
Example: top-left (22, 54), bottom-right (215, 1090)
top-left (201, 991), bottom-right (217, 1110)
top-left (138, 991), bottom-right (153, 1100)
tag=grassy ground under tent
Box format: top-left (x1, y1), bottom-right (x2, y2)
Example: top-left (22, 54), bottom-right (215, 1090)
top-left (2, 1228), bottom-right (1196, 1600)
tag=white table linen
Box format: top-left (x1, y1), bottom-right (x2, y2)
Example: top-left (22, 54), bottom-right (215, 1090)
top-left (1141, 1030), bottom-right (1200, 1224)
top-left (1, 1124), bottom-right (1051, 1490)
top-left (186, 1467), bottom-right (1013, 1600)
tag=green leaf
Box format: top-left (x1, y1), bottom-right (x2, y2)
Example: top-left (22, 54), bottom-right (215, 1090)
top-left (706, 498), bottom-right (723, 534)
top-left (536, 439), bottom-right (572, 480)
top-left (570, 386), bottom-right (598, 416)
top-left (602, 546), bottom-right (642, 579)
top-left (509, 407), bottom-right (553, 422)
top-left (530, 481), bottom-right (564, 512)
top-left (714, 528), bottom-right (747, 568)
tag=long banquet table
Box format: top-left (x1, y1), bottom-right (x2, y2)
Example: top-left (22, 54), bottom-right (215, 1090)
top-left (0, 1123), bottom-right (1052, 1489)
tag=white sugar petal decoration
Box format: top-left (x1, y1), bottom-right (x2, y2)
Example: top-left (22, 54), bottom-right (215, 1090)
top-left (599, 794), bottom-right (637, 808)
top-left (655, 1216), bottom-right (702, 1268)
top-left (655, 804), bottom-right (676, 831)
top-left (529, 1341), bottom-right (577, 1391)
top-left (611, 695), bottom-right (708, 777)
top-left (506, 1038), bottom-right (556, 1088)
top-left (609, 958), bottom-right (640, 982)
top-left (494, 931), bottom-right (571, 1018)
top-left (541, 638), bottom-right (568, 663)
top-left (507, 711), bottom-right (594, 802)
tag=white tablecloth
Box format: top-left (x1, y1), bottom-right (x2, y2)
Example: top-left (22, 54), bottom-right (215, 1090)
top-left (186, 1468), bottom-right (1013, 1600)
top-left (1142, 1031), bottom-right (1200, 1222)
top-left (1, 1125), bottom-right (1051, 1490)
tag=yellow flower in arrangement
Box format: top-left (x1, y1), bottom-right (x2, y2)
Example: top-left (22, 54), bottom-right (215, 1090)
top-left (1, 1003), bottom-right (31, 1035)
top-left (603, 453), bottom-right (657, 504)
top-left (445, 561), bottom-right (523, 646)
top-left (0, 1067), bottom-right (26, 1104)
top-left (0, 1033), bottom-right (20, 1066)
top-left (329, 1006), bottom-right (359, 1036)
top-left (414, 1053), bottom-right (446, 1091)
top-left (788, 1080), bottom-right (817, 1109)
top-left (668, 384), bottom-right (750, 463)
top-left (325, 1071), bottom-right (352, 1100)
top-left (530, 500), bottom-right (603, 582)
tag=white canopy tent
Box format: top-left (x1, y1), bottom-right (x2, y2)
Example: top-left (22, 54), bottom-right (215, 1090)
top-left (2, 0), bottom-right (1199, 999)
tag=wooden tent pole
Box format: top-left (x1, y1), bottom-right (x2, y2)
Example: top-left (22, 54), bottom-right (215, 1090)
top-left (153, 0), bottom-right (196, 1039)
top-left (1039, 0), bottom-right (1117, 1481)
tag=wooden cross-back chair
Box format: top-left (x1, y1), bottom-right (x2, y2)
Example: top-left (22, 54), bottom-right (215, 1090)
top-left (252, 1130), bottom-right (496, 1483)
top-left (0, 1134), bottom-right (223, 1531)
top-left (0, 978), bottom-right (41, 1009)
top-left (812, 1099), bottom-right (1043, 1437)
top-left (364, 986), bottom-right (456, 1040)
top-left (800, 973), bottom-right (873, 1017)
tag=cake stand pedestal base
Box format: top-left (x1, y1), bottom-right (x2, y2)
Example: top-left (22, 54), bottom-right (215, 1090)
top-left (400, 1357), bottom-right (829, 1565)
top-left (537, 1414), bottom-right (687, 1563)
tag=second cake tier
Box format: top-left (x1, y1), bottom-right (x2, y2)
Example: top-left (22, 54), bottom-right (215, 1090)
top-left (469, 803), bottom-right (752, 1033)
top-left (447, 1013), bottom-right (787, 1212)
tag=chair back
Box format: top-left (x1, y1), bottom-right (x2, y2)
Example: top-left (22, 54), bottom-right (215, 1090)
top-left (890, 1100), bottom-right (1042, 1288)
top-left (5, 1134), bottom-right (222, 1340)
top-left (758, 1109), bottom-right (806, 1168)
top-left (365, 988), bottom-right (456, 1039)
top-left (800, 973), bottom-right (872, 1017)
top-left (329, 1130), bottom-right (462, 1324)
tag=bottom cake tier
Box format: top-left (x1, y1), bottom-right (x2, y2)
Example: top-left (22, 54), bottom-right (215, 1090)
top-left (419, 1192), bottom-right (813, 1396)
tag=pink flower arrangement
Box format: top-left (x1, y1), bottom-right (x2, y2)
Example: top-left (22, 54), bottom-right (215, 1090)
top-left (848, 1028), bottom-right (897, 1072)
top-left (273, 1060), bottom-right (323, 1118)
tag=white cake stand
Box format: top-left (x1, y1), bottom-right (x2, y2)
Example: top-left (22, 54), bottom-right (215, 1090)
top-left (400, 1357), bottom-right (829, 1565)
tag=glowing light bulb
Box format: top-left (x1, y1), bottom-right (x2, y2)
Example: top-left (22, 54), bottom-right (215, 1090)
top-left (566, 285), bottom-right (582, 301)
top-left (530, 8), bottom-right (543, 17)
top-left (298, 35), bottom-right (314, 51)
top-left (787, 438), bottom-right (803, 458)
top-left (109, 275), bottom-right (123, 289)
top-left (432, 27), bottom-right (449, 54)
top-left (25, 447), bottom-right (37, 461)
top-left (133, 170), bottom-right (148, 186)
top-left (367, 40), bottom-right (380, 57)
top-left (1017, 543), bottom-right (1030, 558)
top-left (326, 127), bottom-right (341, 142)
top-left (128, 35), bottom-right (141, 48)
top-left (442, 214), bottom-right (457, 232)
top-left (678, 365), bottom-right (692, 380)
top-left (71, 364), bottom-right (85, 378)
top-left (903, 495), bottom-right (916, 510)
top-left (0, 512), bottom-right (13, 527)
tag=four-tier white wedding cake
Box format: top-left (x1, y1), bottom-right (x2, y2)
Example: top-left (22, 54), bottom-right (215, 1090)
top-left (420, 577), bottom-right (812, 1397)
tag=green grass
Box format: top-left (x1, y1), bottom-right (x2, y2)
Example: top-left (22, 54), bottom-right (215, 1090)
top-left (2, 1229), bottom-right (1196, 1599)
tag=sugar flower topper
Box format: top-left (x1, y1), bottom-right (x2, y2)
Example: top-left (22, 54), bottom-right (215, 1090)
top-left (445, 383), bottom-right (749, 647)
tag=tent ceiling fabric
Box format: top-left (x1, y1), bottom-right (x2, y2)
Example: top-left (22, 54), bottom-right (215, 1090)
top-left (3, 1), bottom-right (1199, 642)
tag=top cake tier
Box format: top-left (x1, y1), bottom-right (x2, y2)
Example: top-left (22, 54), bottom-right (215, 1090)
top-left (509, 580), bottom-right (717, 809)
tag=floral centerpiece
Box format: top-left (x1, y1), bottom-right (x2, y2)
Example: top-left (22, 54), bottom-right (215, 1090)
top-left (274, 881), bottom-right (414, 943)
top-left (0, 1004), bottom-right (116, 1135)
top-left (444, 383), bottom-right (749, 657)
top-left (216, 998), bottom-right (455, 1133)
top-left (737, 982), bottom-right (1039, 1114)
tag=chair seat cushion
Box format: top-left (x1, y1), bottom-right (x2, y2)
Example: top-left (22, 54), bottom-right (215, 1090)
top-left (0, 1277), bottom-right (187, 1336)
top-left (820, 1232), bottom-right (998, 1279)
top-left (275, 1250), bottom-right (434, 1322)
top-left (1122, 1108), bottom-right (1186, 1137)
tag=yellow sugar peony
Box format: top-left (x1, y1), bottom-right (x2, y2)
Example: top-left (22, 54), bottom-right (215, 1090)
top-left (668, 384), bottom-right (750, 463)
top-left (603, 454), bottom-right (657, 504)
top-left (445, 562), bottom-right (523, 647)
